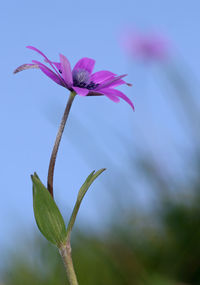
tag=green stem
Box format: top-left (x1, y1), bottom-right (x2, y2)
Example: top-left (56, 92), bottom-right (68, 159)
top-left (59, 238), bottom-right (79, 285)
top-left (47, 91), bottom-right (76, 197)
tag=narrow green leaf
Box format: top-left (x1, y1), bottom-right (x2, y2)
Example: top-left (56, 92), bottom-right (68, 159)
top-left (66, 168), bottom-right (106, 236)
top-left (31, 173), bottom-right (67, 247)
top-left (77, 168), bottom-right (106, 203)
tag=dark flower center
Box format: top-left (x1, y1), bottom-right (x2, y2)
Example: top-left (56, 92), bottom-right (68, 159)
top-left (72, 69), bottom-right (99, 90)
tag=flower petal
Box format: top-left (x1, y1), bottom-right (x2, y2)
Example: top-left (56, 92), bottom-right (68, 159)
top-left (59, 54), bottom-right (73, 88)
top-left (72, 86), bottom-right (89, 96)
top-left (73, 58), bottom-right (95, 74)
top-left (90, 70), bottom-right (116, 84)
top-left (53, 62), bottom-right (61, 71)
top-left (99, 88), bottom-right (134, 110)
top-left (27, 46), bottom-right (64, 81)
top-left (103, 93), bottom-right (120, 102)
top-left (32, 60), bottom-right (64, 86)
top-left (44, 59), bottom-right (61, 71)
top-left (105, 79), bottom-right (130, 88)
top-left (13, 63), bottom-right (39, 74)
top-left (96, 74), bottom-right (127, 90)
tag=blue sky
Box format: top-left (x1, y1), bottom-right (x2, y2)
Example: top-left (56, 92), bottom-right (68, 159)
top-left (1, 0), bottom-right (200, 252)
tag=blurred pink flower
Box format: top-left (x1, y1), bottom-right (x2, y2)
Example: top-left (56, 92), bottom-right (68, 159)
top-left (14, 46), bottom-right (134, 110)
top-left (121, 29), bottom-right (169, 61)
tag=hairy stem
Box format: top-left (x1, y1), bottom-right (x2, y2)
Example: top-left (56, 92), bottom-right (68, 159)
top-left (59, 238), bottom-right (79, 285)
top-left (47, 91), bottom-right (76, 197)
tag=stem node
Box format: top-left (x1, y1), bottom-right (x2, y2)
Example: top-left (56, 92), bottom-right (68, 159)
top-left (59, 237), bottom-right (79, 285)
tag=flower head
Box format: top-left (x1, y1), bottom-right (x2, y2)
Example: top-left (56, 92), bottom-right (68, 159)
top-left (121, 29), bottom-right (169, 62)
top-left (14, 46), bottom-right (134, 110)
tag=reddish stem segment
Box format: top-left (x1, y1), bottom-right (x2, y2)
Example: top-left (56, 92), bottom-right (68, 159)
top-left (47, 92), bottom-right (76, 197)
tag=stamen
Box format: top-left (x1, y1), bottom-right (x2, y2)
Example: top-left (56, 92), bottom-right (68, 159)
top-left (73, 69), bottom-right (90, 87)
top-left (72, 69), bottom-right (99, 90)
top-left (86, 81), bottom-right (99, 90)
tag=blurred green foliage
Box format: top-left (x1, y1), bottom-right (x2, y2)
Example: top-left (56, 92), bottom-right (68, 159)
top-left (2, 186), bottom-right (200, 285)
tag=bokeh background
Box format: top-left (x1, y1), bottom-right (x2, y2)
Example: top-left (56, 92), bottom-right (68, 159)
top-left (1, 0), bottom-right (200, 284)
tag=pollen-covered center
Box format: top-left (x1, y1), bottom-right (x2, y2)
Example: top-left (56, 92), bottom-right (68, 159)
top-left (72, 69), bottom-right (99, 90)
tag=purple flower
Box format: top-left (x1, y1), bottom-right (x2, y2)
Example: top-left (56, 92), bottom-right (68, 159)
top-left (14, 46), bottom-right (134, 110)
top-left (121, 29), bottom-right (169, 62)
